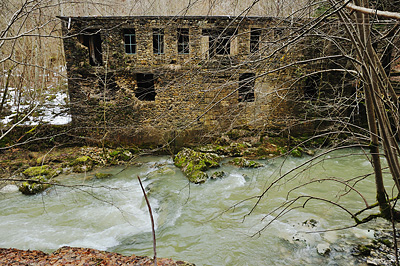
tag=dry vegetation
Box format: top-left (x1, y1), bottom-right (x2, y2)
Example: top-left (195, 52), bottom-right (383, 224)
top-left (0, 0), bottom-right (67, 127)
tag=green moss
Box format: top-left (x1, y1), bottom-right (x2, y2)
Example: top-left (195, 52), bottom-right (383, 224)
top-left (36, 156), bottom-right (44, 165)
top-left (291, 147), bottom-right (303, 157)
top-left (23, 165), bottom-right (56, 178)
top-left (95, 172), bottom-right (113, 179)
top-left (109, 150), bottom-right (120, 157)
top-left (71, 156), bottom-right (94, 173)
top-left (356, 244), bottom-right (372, 256)
top-left (18, 176), bottom-right (52, 195)
top-left (229, 157), bottom-right (263, 168)
top-left (277, 146), bottom-right (287, 155)
top-left (174, 148), bottom-right (222, 184)
top-left (73, 156), bottom-right (92, 164)
top-left (174, 156), bottom-right (187, 168)
top-left (210, 171), bottom-right (225, 179)
top-left (378, 239), bottom-right (392, 247)
top-left (227, 143), bottom-right (246, 156)
top-left (189, 170), bottom-right (208, 184)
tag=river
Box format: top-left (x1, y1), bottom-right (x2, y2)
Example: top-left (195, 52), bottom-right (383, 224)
top-left (0, 148), bottom-right (392, 265)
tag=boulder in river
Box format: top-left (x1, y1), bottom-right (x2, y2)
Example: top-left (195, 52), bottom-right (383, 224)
top-left (210, 171), bottom-right (226, 179)
top-left (174, 148), bottom-right (222, 183)
top-left (18, 176), bottom-right (52, 195)
top-left (228, 157), bottom-right (263, 168)
top-left (19, 165), bottom-right (59, 195)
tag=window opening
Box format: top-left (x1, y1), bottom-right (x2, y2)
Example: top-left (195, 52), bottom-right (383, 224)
top-left (239, 73), bottom-right (255, 102)
top-left (153, 29), bottom-right (164, 54)
top-left (78, 29), bottom-right (102, 66)
top-left (203, 28), bottom-right (236, 57)
top-left (250, 28), bottom-right (261, 53)
top-left (178, 28), bottom-right (189, 54)
top-left (274, 27), bottom-right (284, 39)
top-left (303, 74), bottom-right (320, 99)
top-left (136, 73), bottom-right (156, 101)
top-left (124, 29), bottom-right (136, 54)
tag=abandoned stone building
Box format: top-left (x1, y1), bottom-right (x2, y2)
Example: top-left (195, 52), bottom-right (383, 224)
top-left (59, 15), bottom-right (374, 146)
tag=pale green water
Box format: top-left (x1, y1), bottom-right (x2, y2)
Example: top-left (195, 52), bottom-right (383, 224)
top-left (0, 149), bottom-right (394, 265)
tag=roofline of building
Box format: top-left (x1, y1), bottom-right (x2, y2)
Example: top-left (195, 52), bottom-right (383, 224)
top-left (57, 15), bottom-right (278, 21)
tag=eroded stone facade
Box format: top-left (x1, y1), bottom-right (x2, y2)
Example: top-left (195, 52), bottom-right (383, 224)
top-left (60, 16), bottom-right (329, 146)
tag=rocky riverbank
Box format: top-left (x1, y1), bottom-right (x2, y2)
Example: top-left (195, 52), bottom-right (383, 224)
top-left (0, 132), bottom-right (320, 192)
top-left (0, 146), bottom-right (141, 192)
top-left (0, 246), bottom-right (195, 265)
top-left (353, 227), bottom-right (400, 266)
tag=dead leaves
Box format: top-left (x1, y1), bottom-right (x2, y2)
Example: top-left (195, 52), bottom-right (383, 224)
top-left (0, 246), bottom-right (195, 266)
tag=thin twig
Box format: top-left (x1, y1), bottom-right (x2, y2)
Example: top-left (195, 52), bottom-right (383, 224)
top-left (137, 176), bottom-right (157, 266)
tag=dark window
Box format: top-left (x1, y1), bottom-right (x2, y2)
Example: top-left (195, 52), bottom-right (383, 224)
top-left (303, 74), bottom-right (320, 99)
top-left (153, 29), bottom-right (164, 54)
top-left (250, 28), bottom-right (261, 53)
top-left (124, 29), bottom-right (136, 54)
top-left (136, 73), bottom-right (156, 101)
top-left (78, 29), bottom-right (102, 66)
top-left (178, 28), bottom-right (189, 54)
top-left (274, 27), bottom-right (284, 39)
top-left (203, 28), bottom-right (236, 57)
top-left (239, 73), bottom-right (255, 102)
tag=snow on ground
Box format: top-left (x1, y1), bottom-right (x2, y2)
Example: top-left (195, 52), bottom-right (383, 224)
top-left (1, 87), bottom-right (71, 126)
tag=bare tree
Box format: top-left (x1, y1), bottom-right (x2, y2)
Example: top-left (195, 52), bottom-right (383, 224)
top-left (0, 0), bottom-right (69, 147)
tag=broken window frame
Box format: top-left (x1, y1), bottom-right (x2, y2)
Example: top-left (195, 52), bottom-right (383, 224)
top-left (202, 28), bottom-right (236, 57)
top-left (238, 73), bottom-right (256, 102)
top-left (250, 28), bottom-right (261, 53)
top-left (177, 28), bottom-right (190, 54)
top-left (153, 28), bottom-right (164, 55)
top-left (78, 29), bottom-right (103, 66)
top-left (136, 73), bottom-right (157, 101)
top-left (124, 29), bottom-right (136, 54)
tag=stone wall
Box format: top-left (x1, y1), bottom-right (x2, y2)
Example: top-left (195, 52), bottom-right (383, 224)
top-left (60, 16), bottom-right (340, 146)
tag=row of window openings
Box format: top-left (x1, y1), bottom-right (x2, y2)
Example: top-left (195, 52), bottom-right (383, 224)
top-left (80, 28), bottom-right (267, 66)
top-left (79, 31), bottom-right (255, 102)
top-left (124, 28), bottom-right (261, 55)
top-left (130, 73), bottom-right (255, 102)
top-left (124, 29), bottom-right (189, 55)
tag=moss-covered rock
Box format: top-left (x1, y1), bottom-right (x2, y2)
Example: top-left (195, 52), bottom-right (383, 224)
top-left (210, 171), bottom-right (226, 179)
top-left (22, 165), bottom-right (57, 178)
top-left (355, 244), bottom-right (372, 256)
top-left (174, 148), bottom-right (222, 183)
top-left (229, 157), bottom-right (263, 168)
top-left (70, 156), bottom-right (94, 173)
top-left (18, 176), bottom-right (52, 195)
top-left (95, 172), bottom-right (113, 179)
top-left (190, 170), bottom-right (208, 183)
top-left (109, 149), bottom-right (133, 162)
top-left (74, 156), bottom-right (92, 164)
top-left (227, 142), bottom-right (247, 157)
top-left (291, 147), bottom-right (303, 157)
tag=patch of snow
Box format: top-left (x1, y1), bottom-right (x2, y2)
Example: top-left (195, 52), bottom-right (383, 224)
top-left (1, 87), bottom-right (71, 126)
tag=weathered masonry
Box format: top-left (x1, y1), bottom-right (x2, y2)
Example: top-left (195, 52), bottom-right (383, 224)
top-left (59, 16), bottom-right (340, 146)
